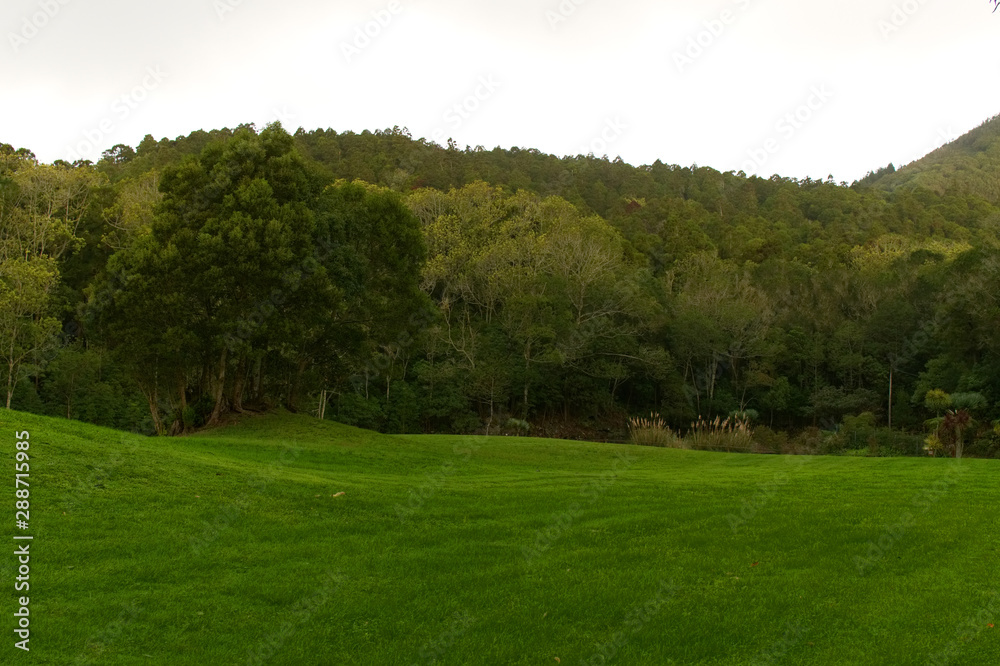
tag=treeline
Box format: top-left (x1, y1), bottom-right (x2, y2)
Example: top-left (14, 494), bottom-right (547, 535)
top-left (3, 121), bottom-right (1000, 454)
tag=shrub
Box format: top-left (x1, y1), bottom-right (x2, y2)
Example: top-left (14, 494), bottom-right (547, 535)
top-left (821, 412), bottom-right (874, 454)
top-left (685, 415), bottom-right (753, 452)
top-left (628, 413), bottom-right (680, 447)
top-left (924, 389), bottom-right (952, 414)
top-left (728, 408), bottom-right (760, 423)
top-left (867, 428), bottom-right (924, 457)
top-left (182, 406), bottom-right (197, 430)
top-left (384, 380), bottom-right (420, 433)
top-left (504, 418), bottom-right (531, 435)
top-left (950, 392), bottom-right (987, 412)
top-left (923, 433), bottom-right (944, 457)
top-left (789, 427), bottom-right (824, 455)
top-left (966, 429), bottom-right (1000, 458)
top-left (336, 393), bottom-right (385, 431)
top-left (751, 425), bottom-right (788, 454)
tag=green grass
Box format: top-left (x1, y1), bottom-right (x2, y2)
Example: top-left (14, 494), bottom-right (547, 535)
top-left (3, 409), bottom-right (999, 665)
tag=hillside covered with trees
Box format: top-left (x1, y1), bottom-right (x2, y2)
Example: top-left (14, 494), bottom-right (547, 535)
top-left (4, 116), bottom-right (1000, 455)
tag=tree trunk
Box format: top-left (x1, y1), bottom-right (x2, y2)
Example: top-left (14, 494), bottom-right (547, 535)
top-left (522, 341), bottom-right (531, 420)
top-left (317, 389), bottom-right (327, 420)
top-left (249, 355), bottom-right (263, 404)
top-left (207, 347), bottom-right (228, 426)
top-left (231, 354), bottom-right (246, 412)
top-left (177, 373), bottom-right (187, 432)
top-left (287, 357), bottom-right (308, 412)
top-left (6, 357), bottom-right (14, 409)
top-left (887, 366), bottom-right (893, 430)
top-left (145, 385), bottom-right (164, 436)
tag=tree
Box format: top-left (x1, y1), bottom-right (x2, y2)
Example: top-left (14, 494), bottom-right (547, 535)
top-left (0, 154), bottom-right (95, 409)
top-left (93, 126), bottom-right (428, 432)
top-left (301, 179), bottom-right (428, 411)
top-left (668, 251), bottom-right (773, 415)
top-left (0, 257), bottom-right (59, 408)
top-left (100, 170), bottom-right (161, 251)
top-left (942, 409), bottom-right (972, 459)
top-left (95, 122), bottom-right (319, 429)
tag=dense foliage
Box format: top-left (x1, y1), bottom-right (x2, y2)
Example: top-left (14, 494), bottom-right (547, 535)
top-left (3, 116), bottom-right (1000, 453)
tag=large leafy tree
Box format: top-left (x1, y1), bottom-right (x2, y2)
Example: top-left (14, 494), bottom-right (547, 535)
top-left (94, 123), bottom-right (319, 429)
top-left (92, 125), bottom-right (428, 432)
top-left (294, 180), bottom-right (428, 411)
top-left (0, 147), bottom-right (96, 408)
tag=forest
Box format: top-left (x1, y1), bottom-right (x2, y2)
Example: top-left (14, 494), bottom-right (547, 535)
top-left (4, 115), bottom-right (1000, 456)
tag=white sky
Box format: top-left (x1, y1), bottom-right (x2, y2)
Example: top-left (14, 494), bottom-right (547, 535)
top-left (1, 0), bottom-right (997, 182)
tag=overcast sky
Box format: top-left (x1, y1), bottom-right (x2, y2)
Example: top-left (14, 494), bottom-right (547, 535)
top-left (2, 0), bottom-right (997, 182)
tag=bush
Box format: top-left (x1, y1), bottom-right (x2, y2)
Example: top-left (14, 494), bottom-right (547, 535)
top-left (504, 418), bottom-right (531, 435)
top-left (821, 412), bottom-right (874, 454)
top-left (788, 427), bottom-right (824, 455)
top-left (751, 426), bottom-right (788, 454)
top-left (867, 428), bottom-right (924, 457)
top-left (685, 415), bottom-right (753, 452)
top-left (729, 408), bottom-right (760, 423)
top-left (182, 406), bottom-right (197, 430)
top-left (384, 380), bottom-right (420, 433)
top-left (965, 430), bottom-right (1000, 458)
top-left (628, 413), bottom-right (680, 447)
top-left (950, 392), bottom-right (987, 412)
top-left (335, 393), bottom-right (385, 431)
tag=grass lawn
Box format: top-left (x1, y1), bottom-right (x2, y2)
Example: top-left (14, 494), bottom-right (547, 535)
top-left (2, 409), bottom-right (998, 665)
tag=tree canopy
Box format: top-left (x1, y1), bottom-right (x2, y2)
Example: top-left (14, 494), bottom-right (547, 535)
top-left (4, 118), bottom-right (1000, 454)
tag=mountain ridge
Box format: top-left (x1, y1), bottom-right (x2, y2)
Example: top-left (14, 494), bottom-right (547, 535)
top-left (868, 113), bottom-right (1000, 203)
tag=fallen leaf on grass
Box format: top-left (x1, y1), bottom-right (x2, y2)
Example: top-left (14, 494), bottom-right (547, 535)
top-left (332, 492), bottom-right (346, 498)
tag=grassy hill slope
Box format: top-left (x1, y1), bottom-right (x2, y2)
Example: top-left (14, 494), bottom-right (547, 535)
top-left (873, 114), bottom-right (1000, 204)
top-left (3, 410), bottom-right (998, 665)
